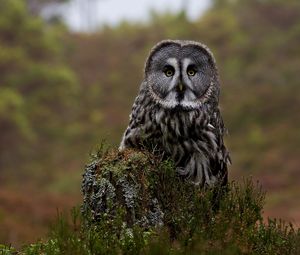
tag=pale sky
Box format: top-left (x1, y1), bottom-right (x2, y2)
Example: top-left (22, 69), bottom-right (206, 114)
top-left (42, 0), bottom-right (211, 32)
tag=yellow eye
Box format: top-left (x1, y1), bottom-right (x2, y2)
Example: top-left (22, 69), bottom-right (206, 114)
top-left (165, 69), bottom-right (174, 77)
top-left (164, 65), bottom-right (175, 77)
top-left (187, 69), bottom-right (196, 76)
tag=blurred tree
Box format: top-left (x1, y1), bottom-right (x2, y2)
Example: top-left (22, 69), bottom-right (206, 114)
top-left (0, 0), bottom-right (78, 179)
top-left (25, 0), bottom-right (69, 15)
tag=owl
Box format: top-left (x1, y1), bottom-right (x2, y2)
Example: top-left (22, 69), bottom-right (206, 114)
top-left (119, 40), bottom-right (230, 187)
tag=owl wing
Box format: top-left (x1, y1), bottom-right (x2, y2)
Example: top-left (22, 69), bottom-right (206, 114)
top-left (119, 96), bottom-right (143, 150)
top-left (119, 93), bottom-right (159, 151)
top-left (182, 108), bottom-right (230, 186)
top-left (210, 109), bottom-right (231, 185)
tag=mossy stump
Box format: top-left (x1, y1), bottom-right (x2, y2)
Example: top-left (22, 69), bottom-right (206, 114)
top-left (80, 147), bottom-right (300, 254)
top-left (82, 147), bottom-right (226, 235)
top-left (82, 148), bottom-right (166, 229)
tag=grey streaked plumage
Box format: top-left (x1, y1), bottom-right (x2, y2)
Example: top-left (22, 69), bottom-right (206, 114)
top-left (120, 40), bottom-right (230, 186)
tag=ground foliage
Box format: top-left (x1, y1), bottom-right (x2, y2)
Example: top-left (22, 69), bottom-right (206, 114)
top-left (1, 0), bottom-right (300, 248)
top-left (2, 146), bottom-right (300, 254)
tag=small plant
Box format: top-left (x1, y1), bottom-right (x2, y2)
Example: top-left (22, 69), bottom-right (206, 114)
top-left (0, 245), bottom-right (16, 255)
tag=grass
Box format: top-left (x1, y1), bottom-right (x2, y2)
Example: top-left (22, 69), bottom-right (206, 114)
top-left (1, 147), bottom-right (299, 254)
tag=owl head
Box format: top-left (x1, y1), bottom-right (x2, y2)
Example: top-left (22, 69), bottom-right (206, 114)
top-left (143, 40), bottom-right (220, 110)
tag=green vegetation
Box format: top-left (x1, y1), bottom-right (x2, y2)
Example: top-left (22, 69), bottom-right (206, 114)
top-left (2, 147), bottom-right (300, 254)
top-left (0, 0), bottom-right (78, 180)
top-left (0, 0), bottom-right (300, 249)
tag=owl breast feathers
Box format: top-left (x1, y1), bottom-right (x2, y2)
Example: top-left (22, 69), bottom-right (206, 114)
top-left (120, 40), bottom-right (230, 186)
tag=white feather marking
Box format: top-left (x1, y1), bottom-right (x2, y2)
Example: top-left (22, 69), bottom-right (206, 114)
top-left (208, 123), bottom-right (215, 130)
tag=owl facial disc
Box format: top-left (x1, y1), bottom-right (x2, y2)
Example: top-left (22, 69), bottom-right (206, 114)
top-left (144, 40), bottom-right (218, 110)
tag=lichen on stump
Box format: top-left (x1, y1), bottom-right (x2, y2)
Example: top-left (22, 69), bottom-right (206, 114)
top-left (81, 146), bottom-right (223, 234)
top-left (80, 146), bottom-right (300, 255)
top-left (81, 147), bottom-right (167, 229)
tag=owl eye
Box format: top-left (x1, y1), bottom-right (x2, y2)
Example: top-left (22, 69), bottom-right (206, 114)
top-left (187, 67), bottom-right (196, 76)
top-left (164, 66), bottom-right (175, 77)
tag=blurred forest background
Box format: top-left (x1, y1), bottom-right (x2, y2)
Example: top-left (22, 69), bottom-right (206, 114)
top-left (0, 0), bottom-right (299, 248)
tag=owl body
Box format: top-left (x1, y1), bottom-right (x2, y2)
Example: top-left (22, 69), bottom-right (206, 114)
top-left (120, 40), bottom-right (230, 186)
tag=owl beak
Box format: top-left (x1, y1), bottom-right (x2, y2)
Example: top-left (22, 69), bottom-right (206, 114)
top-left (177, 82), bottom-right (185, 92)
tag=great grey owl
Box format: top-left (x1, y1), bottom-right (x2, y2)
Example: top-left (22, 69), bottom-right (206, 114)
top-left (120, 40), bottom-right (230, 187)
